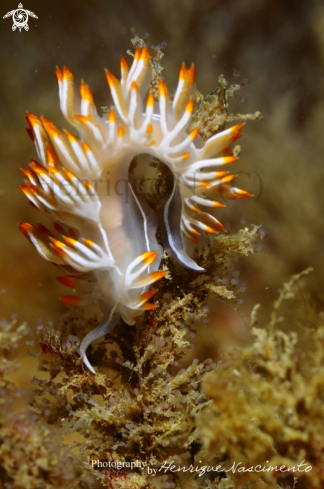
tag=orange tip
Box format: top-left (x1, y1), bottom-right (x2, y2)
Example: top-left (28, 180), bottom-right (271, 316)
top-left (204, 226), bottom-right (217, 234)
top-left (56, 276), bottom-right (78, 288)
top-left (108, 108), bottom-right (116, 123)
top-left (221, 174), bottom-right (237, 184)
top-left (29, 159), bottom-right (44, 171)
top-left (189, 234), bottom-right (199, 243)
top-left (20, 168), bottom-right (35, 179)
top-left (120, 56), bottom-right (130, 71)
top-left (51, 244), bottom-right (67, 259)
top-left (45, 164), bottom-right (58, 174)
top-left (151, 270), bottom-right (167, 281)
top-left (140, 251), bottom-right (158, 266)
top-left (18, 222), bottom-right (33, 241)
top-left (199, 182), bottom-right (211, 188)
top-left (140, 290), bottom-right (157, 302)
top-left (159, 80), bottom-right (169, 98)
top-left (46, 146), bottom-right (59, 167)
top-left (19, 185), bottom-right (29, 197)
top-left (82, 141), bottom-right (91, 153)
top-left (80, 81), bottom-right (95, 104)
top-left (82, 238), bottom-right (96, 248)
top-left (187, 64), bottom-right (196, 83)
top-left (230, 123), bottom-right (245, 142)
top-left (189, 128), bottom-right (199, 140)
top-left (181, 153), bottom-right (191, 161)
top-left (74, 115), bottom-right (90, 124)
top-left (105, 70), bottom-right (119, 88)
top-left (146, 91), bottom-right (154, 108)
top-left (26, 112), bottom-right (41, 129)
top-left (131, 81), bottom-right (139, 91)
top-left (213, 201), bottom-right (225, 208)
top-left (62, 65), bottom-right (74, 81)
top-left (141, 45), bottom-right (150, 63)
top-left (214, 222), bottom-right (226, 232)
top-left (63, 168), bottom-right (76, 181)
top-left (221, 156), bottom-right (238, 165)
top-left (185, 99), bottom-right (194, 114)
top-left (55, 66), bottom-right (63, 84)
top-left (134, 47), bottom-right (142, 61)
top-left (142, 303), bottom-right (158, 311)
top-left (63, 236), bottom-right (78, 247)
top-left (63, 129), bottom-right (77, 143)
top-left (41, 116), bottom-right (60, 136)
top-left (179, 62), bottom-right (187, 82)
top-left (232, 188), bottom-right (253, 199)
top-left (60, 295), bottom-right (84, 306)
top-left (191, 227), bottom-right (200, 236)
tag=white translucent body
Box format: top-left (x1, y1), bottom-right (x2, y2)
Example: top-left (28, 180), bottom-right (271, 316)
top-left (20, 47), bottom-right (248, 373)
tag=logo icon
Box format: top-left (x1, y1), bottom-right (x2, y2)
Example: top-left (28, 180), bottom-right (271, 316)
top-left (3, 3), bottom-right (38, 32)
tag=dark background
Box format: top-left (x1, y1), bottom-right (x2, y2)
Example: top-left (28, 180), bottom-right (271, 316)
top-left (0, 0), bottom-right (323, 358)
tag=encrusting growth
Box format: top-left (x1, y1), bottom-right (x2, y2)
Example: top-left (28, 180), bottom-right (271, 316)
top-left (197, 269), bottom-right (324, 489)
top-left (23, 223), bottom-right (263, 489)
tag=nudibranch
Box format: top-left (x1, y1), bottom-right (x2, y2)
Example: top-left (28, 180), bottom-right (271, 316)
top-left (19, 46), bottom-right (251, 373)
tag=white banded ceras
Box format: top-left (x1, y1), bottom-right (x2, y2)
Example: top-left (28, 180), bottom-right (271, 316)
top-left (19, 46), bottom-right (251, 373)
